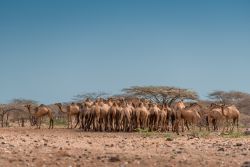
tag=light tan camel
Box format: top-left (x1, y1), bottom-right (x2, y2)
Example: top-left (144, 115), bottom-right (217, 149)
top-left (158, 104), bottom-right (169, 131)
top-left (221, 104), bottom-right (240, 132)
top-left (108, 102), bottom-right (119, 131)
top-left (206, 104), bottom-right (224, 131)
top-left (55, 103), bottom-right (80, 129)
top-left (180, 103), bottom-right (202, 132)
top-left (25, 104), bottom-right (54, 129)
top-left (148, 103), bottom-right (160, 131)
top-left (90, 101), bottom-right (101, 131)
top-left (79, 99), bottom-right (93, 130)
top-left (173, 101), bottom-right (186, 134)
top-left (135, 102), bottom-right (149, 129)
top-left (98, 99), bottom-right (110, 131)
top-left (121, 101), bottom-right (134, 132)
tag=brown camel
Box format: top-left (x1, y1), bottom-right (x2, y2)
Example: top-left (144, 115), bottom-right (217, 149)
top-left (108, 102), bottom-right (119, 131)
top-left (221, 104), bottom-right (240, 132)
top-left (148, 103), bottom-right (160, 131)
top-left (172, 101), bottom-right (186, 134)
top-left (158, 104), bottom-right (169, 131)
top-left (98, 100), bottom-right (110, 131)
top-left (180, 103), bottom-right (202, 132)
top-left (206, 104), bottom-right (224, 131)
top-left (135, 102), bottom-right (149, 129)
top-left (80, 99), bottom-right (93, 130)
top-left (25, 104), bottom-right (54, 129)
top-left (121, 101), bottom-right (134, 132)
top-left (55, 103), bottom-right (80, 129)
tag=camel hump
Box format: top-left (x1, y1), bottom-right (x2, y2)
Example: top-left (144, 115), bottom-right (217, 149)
top-left (39, 104), bottom-right (45, 107)
top-left (35, 107), bottom-right (39, 112)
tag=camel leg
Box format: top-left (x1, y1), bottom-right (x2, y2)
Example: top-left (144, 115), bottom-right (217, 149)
top-left (185, 121), bottom-right (190, 131)
top-left (52, 119), bottom-right (54, 129)
top-left (39, 119), bottom-right (41, 129)
top-left (231, 119), bottom-right (236, 132)
top-left (222, 119), bottom-right (228, 133)
top-left (74, 115), bottom-right (80, 129)
top-left (181, 119), bottom-right (185, 132)
top-left (70, 116), bottom-right (73, 129)
top-left (49, 119), bottom-right (51, 129)
top-left (38, 118), bottom-right (41, 129)
top-left (175, 121), bottom-right (180, 135)
top-left (236, 118), bottom-right (239, 131)
top-left (67, 115), bottom-right (70, 128)
top-left (222, 120), bottom-right (225, 133)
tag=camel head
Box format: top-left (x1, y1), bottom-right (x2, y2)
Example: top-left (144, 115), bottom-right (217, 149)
top-left (139, 102), bottom-right (144, 107)
top-left (24, 104), bottom-right (32, 112)
top-left (210, 103), bottom-right (223, 109)
top-left (77, 103), bottom-right (83, 109)
top-left (55, 103), bottom-right (63, 110)
top-left (112, 102), bottom-right (118, 107)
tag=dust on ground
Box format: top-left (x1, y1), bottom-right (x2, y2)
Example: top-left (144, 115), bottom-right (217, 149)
top-left (0, 127), bottom-right (249, 167)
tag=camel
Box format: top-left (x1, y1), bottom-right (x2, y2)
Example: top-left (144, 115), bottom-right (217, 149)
top-left (98, 99), bottom-right (110, 131)
top-left (135, 102), bottom-right (149, 129)
top-left (172, 101), bottom-right (186, 134)
top-left (81, 101), bottom-right (97, 131)
top-left (206, 104), bottom-right (224, 131)
top-left (180, 103), bottom-right (202, 132)
top-left (108, 102), bottom-right (119, 131)
top-left (121, 101), bottom-right (134, 132)
top-left (157, 104), bottom-right (169, 131)
top-left (148, 103), bottom-right (160, 131)
top-left (24, 104), bottom-right (54, 129)
top-left (55, 103), bottom-right (80, 129)
top-left (115, 101), bottom-right (125, 132)
top-left (221, 104), bottom-right (240, 132)
top-left (89, 101), bottom-right (101, 131)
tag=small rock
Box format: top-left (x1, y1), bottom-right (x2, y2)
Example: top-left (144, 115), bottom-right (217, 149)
top-left (242, 161), bottom-right (250, 167)
top-left (109, 156), bottom-right (120, 162)
top-left (218, 148), bottom-right (225, 152)
top-left (244, 128), bottom-right (250, 135)
top-left (1, 142), bottom-right (6, 145)
top-left (176, 150), bottom-right (182, 154)
top-left (235, 143), bottom-right (243, 147)
top-left (166, 138), bottom-right (173, 141)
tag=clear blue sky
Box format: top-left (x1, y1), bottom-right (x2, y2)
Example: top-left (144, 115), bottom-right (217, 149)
top-left (0, 0), bottom-right (249, 104)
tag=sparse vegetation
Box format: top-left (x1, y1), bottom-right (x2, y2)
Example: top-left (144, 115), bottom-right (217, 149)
top-left (220, 131), bottom-right (246, 138)
top-left (164, 132), bottom-right (175, 141)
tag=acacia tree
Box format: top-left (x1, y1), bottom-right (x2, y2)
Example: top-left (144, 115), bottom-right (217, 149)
top-left (208, 90), bottom-right (250, 115)
top-left (10, 98), bottom-right (38, 105)
top-left (122, 86), bottom-right (199, 105)
top-left (0, 99), bottom-right (38, 127)
top-left (72, 92), bottom-right (109, 102)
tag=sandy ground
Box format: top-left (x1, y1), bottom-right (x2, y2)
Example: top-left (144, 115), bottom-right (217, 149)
top-left (0, 127), bottom-right (249, 167)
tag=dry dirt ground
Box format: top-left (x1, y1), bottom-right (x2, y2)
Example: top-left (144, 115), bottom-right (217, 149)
top-left (0, 127), bottom-right (249, 167)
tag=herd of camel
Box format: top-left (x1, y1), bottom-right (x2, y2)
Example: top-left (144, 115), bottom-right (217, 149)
top-left (22, 98), bottom-right (240, 134)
